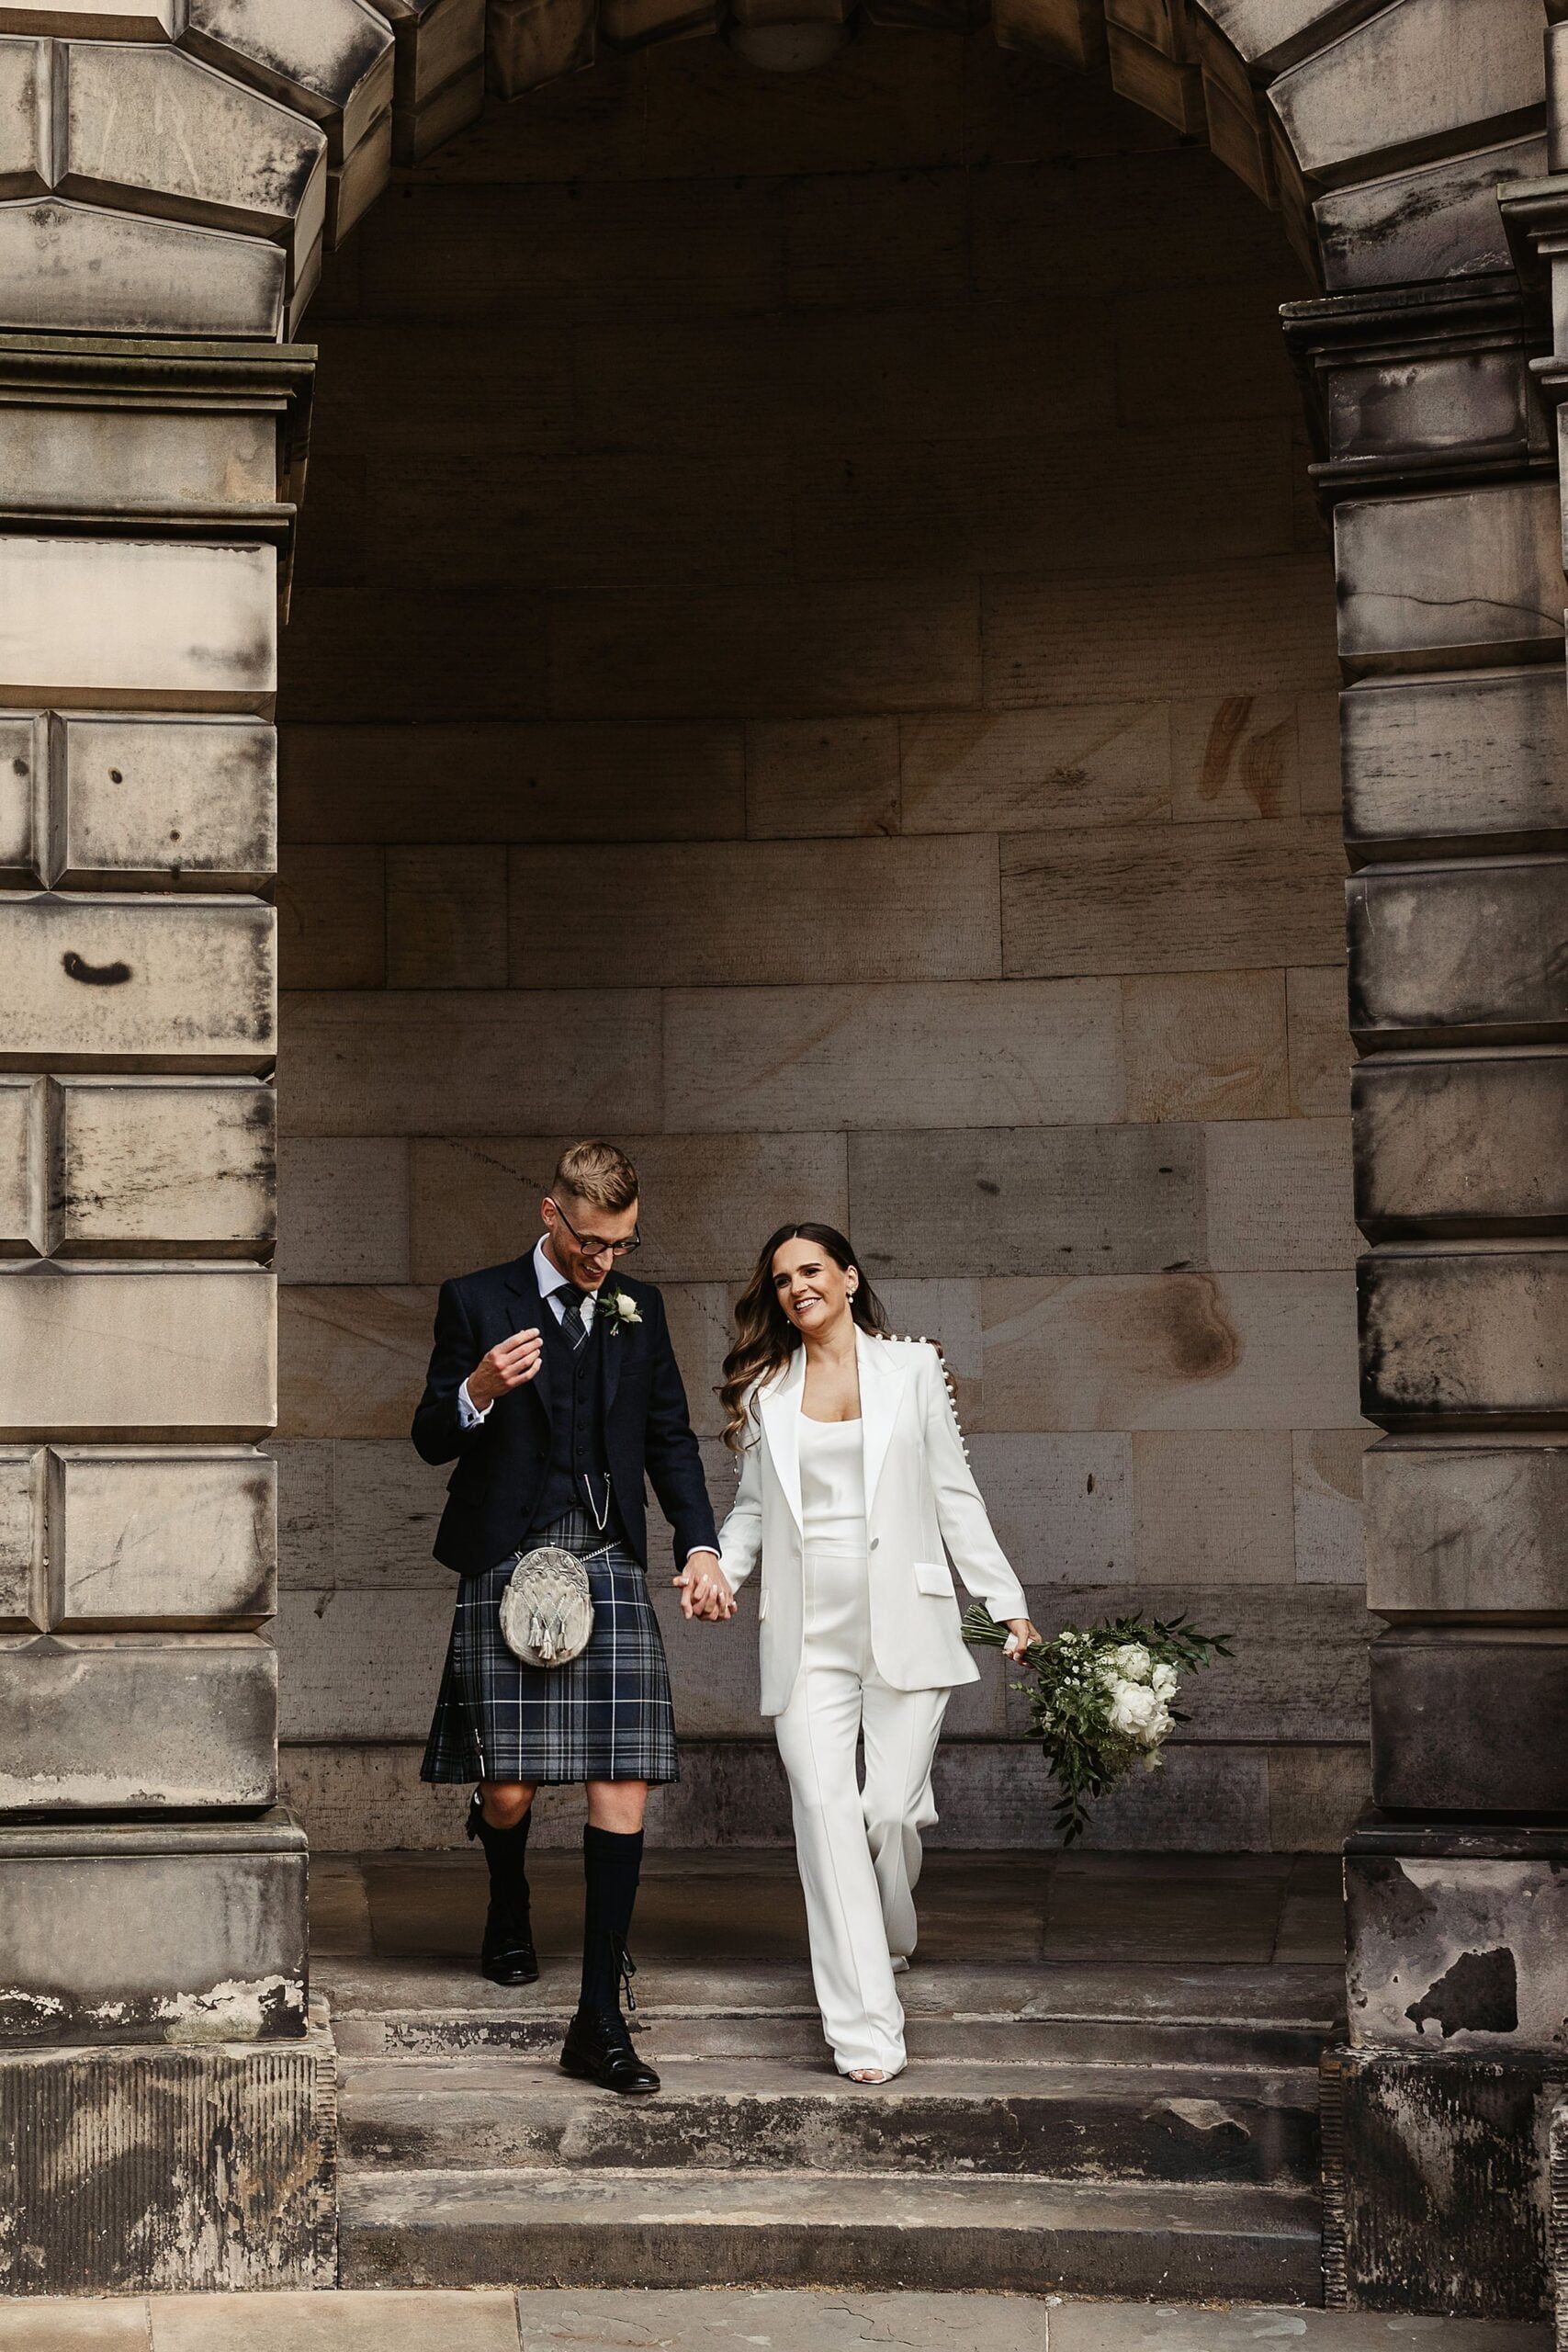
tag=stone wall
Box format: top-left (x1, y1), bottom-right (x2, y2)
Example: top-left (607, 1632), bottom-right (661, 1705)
top-left (268, 25), bottom-right (1368, 1852)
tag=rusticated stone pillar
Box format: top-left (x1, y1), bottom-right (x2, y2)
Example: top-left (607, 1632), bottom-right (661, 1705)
top-left (0, 334), bottom-right (333, 2293)
top-left (1286, 270), bottom-right (1568, 2315)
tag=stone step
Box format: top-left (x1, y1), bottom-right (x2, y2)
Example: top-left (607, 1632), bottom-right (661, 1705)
top-left (319, 1956), bottom-right (1343, 2071)
top-left (340, 2165), bottom-right (1324, 2301)
top-left (339, 2052), bottom-right (1320, 2188)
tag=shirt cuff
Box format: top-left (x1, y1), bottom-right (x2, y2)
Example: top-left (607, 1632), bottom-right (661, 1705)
top-left (685, 1547), bottom-right (721, 1563)
top-left (457, 1378), bottom-right (492, 1429)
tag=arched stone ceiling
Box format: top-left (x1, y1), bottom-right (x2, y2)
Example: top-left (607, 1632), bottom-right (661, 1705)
top-left (0, 0), bottom-right (1550, 341)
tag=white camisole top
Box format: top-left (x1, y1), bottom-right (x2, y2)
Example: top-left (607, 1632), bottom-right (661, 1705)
top-left (797, 1416), bottom-right (867, 1549)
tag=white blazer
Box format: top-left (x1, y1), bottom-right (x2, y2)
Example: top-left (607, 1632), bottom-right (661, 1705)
top-left (716, 1329), bottom-right (1030, 1717)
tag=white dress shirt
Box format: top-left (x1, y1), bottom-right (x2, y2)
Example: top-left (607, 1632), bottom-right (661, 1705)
top-left (457, 1236), bottom-right (719, 1562)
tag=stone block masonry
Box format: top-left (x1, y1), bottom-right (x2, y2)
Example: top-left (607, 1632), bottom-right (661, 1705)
top-left (271, 31), bottom-right (1364, 1853)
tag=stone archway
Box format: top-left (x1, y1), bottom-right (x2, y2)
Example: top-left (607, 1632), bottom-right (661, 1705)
top-left (1, 0), bottom-right (1566, 2310)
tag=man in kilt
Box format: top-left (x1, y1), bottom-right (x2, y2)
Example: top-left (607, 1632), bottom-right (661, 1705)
top-left (413, 1139), bottom-right (733, 2095)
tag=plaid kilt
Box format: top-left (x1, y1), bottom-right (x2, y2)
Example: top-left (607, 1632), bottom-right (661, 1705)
top-left (421, 1510), bottom-right (679, 1786)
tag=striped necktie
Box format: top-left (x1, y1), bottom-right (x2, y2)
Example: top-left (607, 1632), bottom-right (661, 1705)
top-left (558, 1288), bottom-right (592, 1351)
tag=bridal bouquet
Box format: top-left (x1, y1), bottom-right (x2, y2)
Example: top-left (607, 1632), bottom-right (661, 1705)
top-left (963, 1607), bottom-right (1233, 1846)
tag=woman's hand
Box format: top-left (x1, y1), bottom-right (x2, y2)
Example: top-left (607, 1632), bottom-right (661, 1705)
top-left (674, 1555), bottom-right (738, 1622)
top-left (1003, 1617), bottom-right (1043, 1658)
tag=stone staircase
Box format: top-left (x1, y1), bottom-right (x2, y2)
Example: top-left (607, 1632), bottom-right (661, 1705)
top-left (324, 1954), bottom-right (1337, 2300)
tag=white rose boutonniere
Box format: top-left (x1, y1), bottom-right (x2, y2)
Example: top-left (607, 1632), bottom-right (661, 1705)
top-left (597, 1287), bottom-right (643, 1338)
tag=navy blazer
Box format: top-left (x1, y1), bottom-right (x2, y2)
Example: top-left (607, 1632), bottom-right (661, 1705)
top-left (412, 1254), bottom-right (720, 1578)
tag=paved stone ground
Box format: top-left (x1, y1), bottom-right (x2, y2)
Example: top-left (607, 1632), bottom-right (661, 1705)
top-left (0, 2291), bottom-right (1549, 2351)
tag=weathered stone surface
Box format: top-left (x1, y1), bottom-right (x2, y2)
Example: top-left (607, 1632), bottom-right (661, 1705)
top-left (0, 405), bottom-right (277, 521)
top-left (276, 1136), bottom-right (408, 1283)
top-left (51, 716), bottom-right (276, 891)
top-left (410, 1132), bottom-right (848, 1286)
top-left (0, 2), bottom-right (177, 25)
top-left (278, 719), bottom-right (744, 845)
top-left (0, 896), bottom-right (274, 1072)
top-left (48, 1444), bottom-right (275, 1627)
top-left (1343, 670), bottom-right (1568, 864)
top-left (0, 2018), bottom-right (334, 2292)
top-left (967, 1431), bottom-right (1133, 1587)
top-left (0, 536), bottom-right (276, 711)
top-left (487, 0), bottom-right (596, 100)
top-left (1320, 343), bottom-right (1542, 477)
top-left (984, 555), bottom-right (1337, 707)
top-left (0, 36), bottom-right (46, 198)
top-left (663, 980), bottom-right (1127, 1133)
top-left (276, 1283), bottom-right (431, 1440)
top-left (1315, 133), bottom-right (1546, 291)
top-left (977, 1271), bottom-right (1361, 1432)
top-left (0, 1267), bottom-right (275, 1437)
top-left (848, 1125), bottom-right (1203, 1280)
top-left (0, 1442), bottom-right (40, 1626)
top-left (900, 704), bottom-right (1169, 834)
top-left (1287, 966), bottom-right (1353, 1116)
top-left (1364, 1435), bottom-right (1568, 1614)
top-left (1354, 1050), bottom-right (1568, 1238)
top-left (1123, 969), bottom-right (1291, 1122)
top-left (0, 1072), bottom-right (42, 1253)
top-left (51, 1077), bottom-right (274, 1255)
top-left (1270, 0), bottom-right (1546, 189)
top-left (58, 39), bottom-right (327, 264)
top-left (1324, 2044), bottom-right (1556, 2318)
top-left (1347, 1826), bottom-right (1568, 2055)
top-left (1371, 1627), bottom-right (1568, 1812)
top-left (1130, 1428), bottom-right (1295, 1585)
top-left (0, 709), bottom-right (41, 878)
top-left (268, 1434), bottom-right (447, 1589)
top-left (1293, 1427), bottom-right (1373, 1586)
top-left (277, 992), bottom-right (660, 1136)
top-left (182, 0), bottom-right (395, 159)
top-left (276, 843), bottom-right (384, 990)
top-left (0, 1810), bottom-right (305, 2044)
top-left (327, 102), bottom-right (390, 244)
top-left (1335, 487), bottom-right (1564, 675)
top-left (1001, 817), bottom-right (1344, 977)
top-left (1169, 694), bottom-right (1303, 824)
top-left (1268, 1741), bottom-right (1369, 1853)
top-left (1347, 859), bottom-right (1568, 1051)
top-left (746, 717), bottom-right (899, 840)
top-left (1200, 0), bottom-right (1354, 75)
top-left (510, 840), bottom-right (1001, 988)
top-left (385, 843), bottom-right (504, 989)
top-left (1203, 1116), bottom-right (1357, 1272)
top-left (0, 196), bottom-right (287, 337)
top-left (0, 1630), bottom-right (276, 1807)
top-left (1361, 1247), bottom-right (1568, 1428)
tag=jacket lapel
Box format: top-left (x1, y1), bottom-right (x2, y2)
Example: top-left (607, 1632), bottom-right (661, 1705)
top-left (759, 1348), bottom-right (807, 1534)
top-left (858, 1328), bottom-right (907, 1514)
top-left (502, 1253), bottom-right (552, 1424)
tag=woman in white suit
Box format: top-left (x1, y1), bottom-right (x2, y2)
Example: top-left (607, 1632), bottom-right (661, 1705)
top-left (704, 1222), bottom-right (1040, 2084)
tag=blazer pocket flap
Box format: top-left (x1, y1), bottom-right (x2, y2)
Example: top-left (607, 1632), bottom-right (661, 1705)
top-left (758, 1587), bottom-right (770, 1621)
top-left (914, 1559), bottom-right (955, 1598)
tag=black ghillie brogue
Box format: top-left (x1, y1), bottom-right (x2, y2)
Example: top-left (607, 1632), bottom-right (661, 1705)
top-left (468, 1788), bottom-right (539, 1986)
top-left (559, 2003), bottom-right (660, 2095)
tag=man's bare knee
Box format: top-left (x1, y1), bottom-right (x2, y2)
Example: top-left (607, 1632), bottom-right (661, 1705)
top-left (480, 1781), bottom-right (536, 1830)
top-left (585, 1780), bottom-right (648, 1834)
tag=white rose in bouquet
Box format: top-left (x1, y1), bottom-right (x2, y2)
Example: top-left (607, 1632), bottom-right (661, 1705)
top-left (1151, 1661), bottom-right (1179, 1701)
top-left (1107, 1679), bottom-right (1163, 1744)
top-left (1111, 1642), bottom-right (1153, 1684)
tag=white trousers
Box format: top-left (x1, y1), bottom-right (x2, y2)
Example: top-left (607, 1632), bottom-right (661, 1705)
top-left (772, 1541), bottom-right (948, 2076)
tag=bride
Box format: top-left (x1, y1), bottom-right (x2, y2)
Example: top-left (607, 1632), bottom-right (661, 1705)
top-left (694, 1222), bottom-right (1040, 2084)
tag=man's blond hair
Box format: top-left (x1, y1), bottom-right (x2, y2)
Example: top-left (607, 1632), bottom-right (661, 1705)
top-left (552, 1140), bottom-right (639, 1215)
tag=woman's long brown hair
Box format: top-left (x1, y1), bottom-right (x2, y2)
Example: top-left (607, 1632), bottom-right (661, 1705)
top-left (718, 1223), bottom-right (890, 1453)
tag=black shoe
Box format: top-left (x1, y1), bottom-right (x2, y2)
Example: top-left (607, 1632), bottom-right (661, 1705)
top-left (479, 1899), bottom-right (538, 1986)
top-left (560, 2005), bottom-right (660, 2095)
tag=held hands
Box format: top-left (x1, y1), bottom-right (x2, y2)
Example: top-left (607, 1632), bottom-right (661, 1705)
top-left (674, 1554), bottom-right (737, 1623)
top-left (1004, 1617), bottom-right (1043, 1659)
top-left (467, 1328), bottom-right (544, 1410)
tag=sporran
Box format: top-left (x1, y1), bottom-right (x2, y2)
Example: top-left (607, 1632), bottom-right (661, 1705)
top-left (500, 1544), bottom-right (596, 1668)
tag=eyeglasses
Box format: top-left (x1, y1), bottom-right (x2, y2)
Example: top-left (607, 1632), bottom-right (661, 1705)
top-left (547, 1197), bottom-right (642, 1261)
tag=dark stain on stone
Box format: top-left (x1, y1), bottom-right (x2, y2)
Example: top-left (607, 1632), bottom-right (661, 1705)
top-left (1198, 696), bottom-right (1251, 803)
top-left (1152, 1273), bottom-right (1241, 1382)
top-left (62, 953), bottom-right (131, 987)
top-left (1405, 1946), bottom-right (1518, 2039)
top-left (976, 1179), bottom-right (1000, 1195)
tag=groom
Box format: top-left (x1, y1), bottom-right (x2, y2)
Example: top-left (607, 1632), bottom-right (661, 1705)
top-left (412, 1139), bottom-right (733, 2095)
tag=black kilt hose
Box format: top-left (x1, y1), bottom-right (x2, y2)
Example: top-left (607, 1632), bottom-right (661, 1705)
top-left (422, 1510), bottom-right (679, 1786)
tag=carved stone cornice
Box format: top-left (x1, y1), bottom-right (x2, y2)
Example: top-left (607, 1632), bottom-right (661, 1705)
top-left (1281, 277), bottom-right (1551, 502)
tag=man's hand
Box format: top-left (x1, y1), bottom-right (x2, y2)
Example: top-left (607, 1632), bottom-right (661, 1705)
top-left (466, 1329), bottom-right (543, 1411)
top-left (674, 1554), bottom-right (737, 1623)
